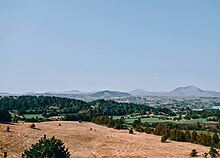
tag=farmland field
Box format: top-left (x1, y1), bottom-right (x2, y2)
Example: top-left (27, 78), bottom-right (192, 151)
top-left (23, 114), bottom-right (44, 119)
top-left (113, 116), bottom-right (218, 124)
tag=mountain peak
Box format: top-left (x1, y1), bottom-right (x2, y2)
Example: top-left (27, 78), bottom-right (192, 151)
top-left (172, 85), bottom-right (204, 94)
top-left (91, 90), bottom-right (131, 98)
top-left (129, 89), bottom-right (149, 96)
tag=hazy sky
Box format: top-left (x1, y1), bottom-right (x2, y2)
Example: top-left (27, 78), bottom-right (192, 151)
top-left (1, 1), bottom-right (220, 93)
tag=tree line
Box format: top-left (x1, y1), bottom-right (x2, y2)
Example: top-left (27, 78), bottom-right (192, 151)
top-left (91, 115), bottom-right (126, 129)
top-left (0, 96), bottom-right (177, 123)
top-left (132, 119), bottom-right (220, 149)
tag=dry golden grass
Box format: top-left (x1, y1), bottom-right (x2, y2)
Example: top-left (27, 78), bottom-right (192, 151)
top-left (0, 121), bottom-right (212, 158)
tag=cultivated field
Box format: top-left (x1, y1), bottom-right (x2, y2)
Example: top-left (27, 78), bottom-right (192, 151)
top-left (0, 121), bottom-right (212, 158)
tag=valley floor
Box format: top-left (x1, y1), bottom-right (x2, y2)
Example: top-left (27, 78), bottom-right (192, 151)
top-left (0, 121), bottom-right (211, 158)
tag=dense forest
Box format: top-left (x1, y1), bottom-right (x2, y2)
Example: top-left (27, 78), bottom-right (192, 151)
top-left (0, 96), bottom-right (175, 122)
top-left (184, 110), bottom-right (220, 120)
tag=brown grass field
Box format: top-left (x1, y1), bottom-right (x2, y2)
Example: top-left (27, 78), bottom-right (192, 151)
top-left (0, 121), bottom-right (213, 158)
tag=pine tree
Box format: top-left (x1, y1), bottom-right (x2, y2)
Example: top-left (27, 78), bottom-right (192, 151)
top-left (209, 147), bottom-right (219, 158)
top-left (22, 135), bottom-right (70, 158)
top-left (129, 128), bottom-right (134, 134)
top-left (185, 129), bottom-right (191, 142)
top-left (170, 128), bottom-right (177, 141)
top-left (213, 133), bottom-right (219, 147)
top-left (161, 134), bottom-right (168, 142)
top-left (190, 130), bottom-right (197, 143)
top-left (190, 149), bottom-right (198, 157)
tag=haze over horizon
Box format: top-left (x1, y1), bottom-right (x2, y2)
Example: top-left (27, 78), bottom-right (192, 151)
top-left (1, 1), bottom-right (220, 93)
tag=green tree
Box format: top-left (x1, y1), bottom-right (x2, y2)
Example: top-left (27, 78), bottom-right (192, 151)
top-left (190, 130), bottom-right (197, 143)
top-left (190, 149), bottom-right (198, 157)
top-left (161, 135), bottom-right (168, 142)
top-left (6, 126), bottom-right (10, 132)
top-left (209, 147), bottom-right (219, 158)
top-left (129, 128), bottom-right (133, 134)
top-left (185, 129), bottom-right (191, 142)
top-left (213, 133), bottom-right (219, 147)
top-left (0, 109), bottom-right (12, 122)
top-left (30, 123), bottom-right (35, 129)
top-left (22, 135), bottom-right (70, 158)
top-left (202, 152), bottom-right (208, 158)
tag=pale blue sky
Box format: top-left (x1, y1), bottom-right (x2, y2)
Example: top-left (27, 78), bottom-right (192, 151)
top-left (0, 0), bottom-right (220, 93)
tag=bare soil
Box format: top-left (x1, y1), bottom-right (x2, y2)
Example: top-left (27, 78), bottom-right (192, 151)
top-left (0, 121), bottom-right (212, 158)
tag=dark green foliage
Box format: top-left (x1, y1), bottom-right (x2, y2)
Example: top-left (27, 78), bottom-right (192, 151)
top-left (170, 128), bottom-right (177, 140)
top-left (0, 109), bottom-right (12, 122)
top-left (0, 96), bottom-right (175, 120)
top-left (12, 114), bottom-right (19, 123)
top-left (24, 117), bottom-right (45, 122)
top-left (209, 147), bottom-right (219, 158)
top-left (91, 115), bottom-right (125, 129)
top-left (140, 122), bottom-right (220, 149)
top-left (185, 129), bottom-right (191, 142)
top-left (90, 100), bottom-right (155, 116)
top-left (213, 133), bottom-right (219, 147)
top-left (0, 96), bottom-right (89, 115)
top-left (135, 125), bottom-right (144, 132)
top-left (129, 128), bottom-right (133, 134)
top-left (63, 113), bottom-right (91, 122)
top-left (6, 126), bottom-right (10, 132)
top-left (199, 133), bottom-right (212, 146)
top-left (169, 128), bottom-right (185, 142)
top-left (30, 123), bottom-right (35, 129)
top-left (184, 109), bottom-right (220, 122)
top-left (144, 126), bottom-right (151, 134)
top-left (203, 152), bottom-right (208, 158)
top-left (190, 130), bottom-right (197, 143)
top-left (161, 135), bottom-right (168, 142)
top-left (22, 135), bottom-right (70, 158)
top-left (153, 124), bottom-right (163, 135)
top-left (132, 118), bottom-right (142, 128)
top-left (190, 149), bottom-right (198, 157)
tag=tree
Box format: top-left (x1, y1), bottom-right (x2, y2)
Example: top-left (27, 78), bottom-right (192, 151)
top-left (30, 123), bottom-right (35, 129)
top-left (0, 109), bottom-right (12, 122)
top-left (161, 135), bottom-right (168, 142)
top-left (129, 128), bottom-right (133, 134)
top-left (132, 118), bottom-right (141, 128)
top-left (6, 126), bottom-right (10, 132)
top-left (185, 129), bottom-right (191, 142)
top-left (190, 130), bottom-right (197, 143)
top-left (209, 147), bottom-right (219, 158)
top-left (213, 133), bottom-right (219, 147)
top-left (12, 114), bottom-right (19, 123)
top-left (202, 152), bottom-right (208, 158)
top-left (190, 149), bottom-right (198, 157)
top-left (22, 135), bottom-right (70, 158)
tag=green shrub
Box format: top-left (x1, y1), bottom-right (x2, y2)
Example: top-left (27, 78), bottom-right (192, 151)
top-left (202, 152), bottom-right (208, 158)
top-left (22, 135), bottom-right (70, 158)
top-left (209, 147), bottom-right (219, 158)
top-left (30, 123), bottom-right (35, 129)
top-left (6, 126), bottom-right (10, 132)
top-left (190, 149), bottom-right (198, 157)
top-left (161, 135), bottom-right (168, 142)
top-left (129, 128), bottom-right (133, 134)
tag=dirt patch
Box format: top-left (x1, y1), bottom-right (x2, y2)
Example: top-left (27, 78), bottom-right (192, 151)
top-left (0, 121), bottom-right (211, 158)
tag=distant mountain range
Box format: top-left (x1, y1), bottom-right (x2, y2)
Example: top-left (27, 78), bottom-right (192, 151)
top-left (1, 85), bottom-right (220, 99)
top-left (90, 90), bottom-right (131, 98)
top-left (130, 85), bottom-right (220, 97)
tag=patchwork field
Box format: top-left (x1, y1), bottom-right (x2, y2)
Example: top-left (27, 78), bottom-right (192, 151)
top-left (0, 121), bottom-right (212, 158)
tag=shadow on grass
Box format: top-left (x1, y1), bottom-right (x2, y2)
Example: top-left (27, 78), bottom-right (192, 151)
top-left (33, 127), bottom-right (41, 130)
